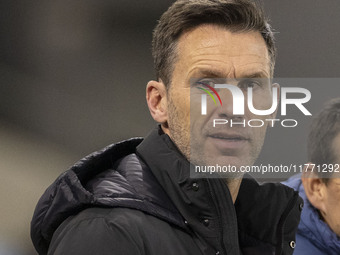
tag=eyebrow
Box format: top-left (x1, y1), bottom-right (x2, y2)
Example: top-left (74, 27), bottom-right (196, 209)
top-left (240, 72), bottom-right (269, 79)
top-left (240, 71), bottom-right (270, 80)
top-left (191, 69), bottom-right (226, 78)
top-left (190, 68), bottom-right (269, 79)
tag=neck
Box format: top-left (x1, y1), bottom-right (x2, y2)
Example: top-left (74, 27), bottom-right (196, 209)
top-left (226, 177), bottom-right (242, 203)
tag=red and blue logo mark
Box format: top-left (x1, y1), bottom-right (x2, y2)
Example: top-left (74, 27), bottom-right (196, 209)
top-left (197, 81), bottom-right (223, 106)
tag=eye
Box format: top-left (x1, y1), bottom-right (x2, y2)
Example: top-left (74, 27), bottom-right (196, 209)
top-left (196, 79), bottom-right (215, 87)
top-left (238, 79), bottom-right (262, 90)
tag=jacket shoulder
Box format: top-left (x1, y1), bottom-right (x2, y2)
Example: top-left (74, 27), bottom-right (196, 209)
top-left (31, 138), bottom-right (144, 254)
top-left (31, 137), bottom-right (184, 254)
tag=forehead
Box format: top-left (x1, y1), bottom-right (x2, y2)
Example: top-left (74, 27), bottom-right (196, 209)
top-left (176, 24), bottom-right (270, 78)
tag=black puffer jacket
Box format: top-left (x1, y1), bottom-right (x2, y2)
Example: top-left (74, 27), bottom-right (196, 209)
top-left (31, 126), bottom-right (303, 255)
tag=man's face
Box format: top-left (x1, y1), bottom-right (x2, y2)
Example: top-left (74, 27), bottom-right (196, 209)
top-left (321, 132), bottom-right (340, 236)
top-left (166, 24), bottom-right (276, 171)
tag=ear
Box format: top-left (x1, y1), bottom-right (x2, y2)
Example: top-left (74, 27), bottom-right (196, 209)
top-left (270, 82), bottom-right (280, 119)
top-left (146, 80), bottom-right (169, 125)
top-left (301, 163), bottom-right (327, 213)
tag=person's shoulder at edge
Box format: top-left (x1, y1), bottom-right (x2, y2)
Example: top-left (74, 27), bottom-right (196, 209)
top-left (282, 174), bottom-right (303, 192)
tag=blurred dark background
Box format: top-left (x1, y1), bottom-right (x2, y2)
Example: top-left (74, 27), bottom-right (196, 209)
top-left (0, 1), bottom-right (339, 254)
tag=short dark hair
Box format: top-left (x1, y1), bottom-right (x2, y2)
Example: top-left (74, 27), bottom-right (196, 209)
top-left (308, 98), bottom-right (340, 181)
top-left (152, 0), bottom-right (276, 88)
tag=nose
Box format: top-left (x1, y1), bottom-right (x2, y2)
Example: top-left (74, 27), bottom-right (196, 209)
top-left (214, 84), bottom-right (245, 119)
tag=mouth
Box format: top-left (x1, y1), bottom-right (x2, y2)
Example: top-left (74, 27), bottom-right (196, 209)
top-left (206, 133), bottom-right (249, 151)
top-left (208, 133), bottom-right (249, 141)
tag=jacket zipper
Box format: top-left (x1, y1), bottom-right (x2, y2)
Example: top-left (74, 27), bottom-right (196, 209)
top-left (205, 179), bottom-right (227, 255)
top-left (275, 192), bottom-right (299, 255)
